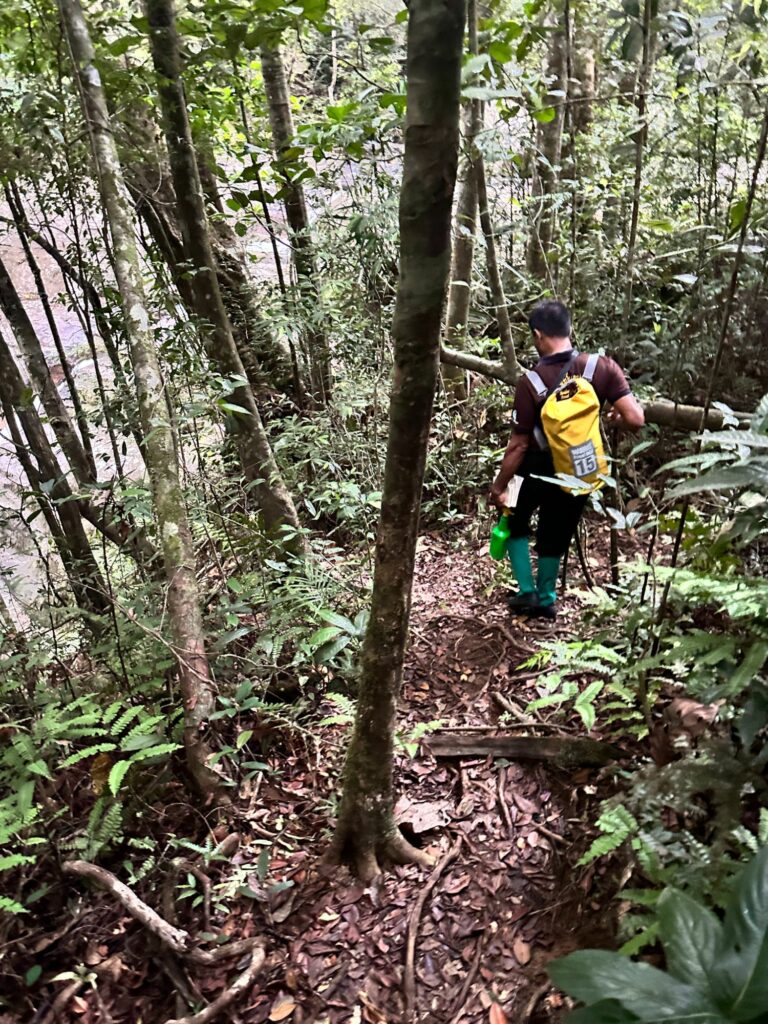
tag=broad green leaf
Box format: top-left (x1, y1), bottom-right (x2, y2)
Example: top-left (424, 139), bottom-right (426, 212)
top-left (548, 950), bottom-right (719, 1019)
top-left (488, 40), bottom-right (512, 63)
top-left (308, 626), bottom-right (343, 647)
top-left (236, 730), bottom-right (253, 750)
top-left (314, 634), bottom-right (352, 664)
top-left (657, 888), bottom-right (722, 988)
top-left (533, 106), bottom-right (557, 123)
top-left (712, 847), bottom-right (768, 1019)
top-left (319, 609), bottom-right (356, 632)
top-left (25, 965), bottom-right (42, 986)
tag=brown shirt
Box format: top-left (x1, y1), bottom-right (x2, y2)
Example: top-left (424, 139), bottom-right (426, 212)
top-left (514, 350), bottom-right (631, 448)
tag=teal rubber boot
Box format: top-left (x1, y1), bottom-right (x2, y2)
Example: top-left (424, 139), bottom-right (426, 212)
top-left (507, 537), bottom-right (536, 612)
top-left (535, 555), bottom-right (561, 619)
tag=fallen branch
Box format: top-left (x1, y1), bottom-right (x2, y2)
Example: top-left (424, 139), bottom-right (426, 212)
top-left (426, 732), bottom-right (626, 767)
top-left (63, 860), bottom-right (261, 966)
top-left (63, 861), bottom-right (190, 956)
top-left (440, 346), bottom-right (749, 431)
top-left (163, 946), bottom-right (265, 1024)
top-left (492, 690), bottom-right (537, 725)
top-left (497, 767), bottom-right (514, 838)
top-left (403, 841), bottom-right (461, 1022)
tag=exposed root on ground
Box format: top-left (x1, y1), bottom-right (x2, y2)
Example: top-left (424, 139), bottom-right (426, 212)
top-left (328, 826), bottom-right (435, 883)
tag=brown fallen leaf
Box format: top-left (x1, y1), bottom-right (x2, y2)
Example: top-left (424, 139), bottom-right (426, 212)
top-left (269, 994), bottom-right (296, 1021)
top-left (513, 937), bottom-right (532, 965)
top-left (489, 1004), bottom-right (509, 1024)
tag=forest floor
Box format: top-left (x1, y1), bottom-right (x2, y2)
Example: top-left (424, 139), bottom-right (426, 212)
top-left (25, 525), bottom-right (626, 1024)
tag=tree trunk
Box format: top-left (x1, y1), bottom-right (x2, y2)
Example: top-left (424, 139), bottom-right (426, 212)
top-left (0, 253), bottom-right (95, 487)
top-left (143, 0), bottom-right (303, 552)
top-left (330, 0), bottom-right (465, 880)
top-left (475, 155), bottom-right (520, 377)
top-left (0, 331), bottom-right (110, 619)
top-left (442, 103), bottom-right (478, 400)
top-left (466, 0), bottom-right (519, 378)
top-left (59, 0), bottom-right (223, 800)
top-left (620, 0), bottom-right (654, 340)
top-left (5, 181), bottom-right (97, 476)
top-left (260, 43), bottom-right (332, 404)
top-left (527, 24), bottom-right (566, 282)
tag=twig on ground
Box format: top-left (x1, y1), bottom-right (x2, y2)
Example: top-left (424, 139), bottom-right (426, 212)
top-left (403, 841), bottom-right (461, 1021)
top-left (497, 767), bottom-right (514, 838)
top-left (447, 932), bottom-right (486, 1024)
top-left (492, 690), bottom-right (537, 725)
top-left (522, 980), bottom-right (552, 1022)
top-left (163, 946), bottom-right (265, 1024)
top-left (319, 961), bottom-right (349, 1003)
top-left (536, 822), bottom-right (568, 847)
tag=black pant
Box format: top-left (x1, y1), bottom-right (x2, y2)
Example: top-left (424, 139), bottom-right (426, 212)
top-left (508, 452), bottom-right (588, 558)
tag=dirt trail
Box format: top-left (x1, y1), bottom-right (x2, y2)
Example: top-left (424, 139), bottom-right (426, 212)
top-left (28, 529), bottom-right (618, 1024)
top-left (207, 532), bottom-right (615, 1024)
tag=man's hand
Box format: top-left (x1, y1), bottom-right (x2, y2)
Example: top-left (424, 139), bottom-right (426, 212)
top-left (605, 395), bottom-right (645, 432)
top-left (488, 480), bottom-right (507, 510)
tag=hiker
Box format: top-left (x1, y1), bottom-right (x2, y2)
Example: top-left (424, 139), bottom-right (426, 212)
top-left (488, 300), bottom-right (644, 619)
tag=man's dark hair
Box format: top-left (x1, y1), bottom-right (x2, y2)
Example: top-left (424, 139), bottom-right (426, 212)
top-left (528, 300), bottom-right (571, 338)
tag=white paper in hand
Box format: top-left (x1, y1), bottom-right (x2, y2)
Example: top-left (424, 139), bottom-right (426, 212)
top-left (503, 476), bottom-right (524, 509)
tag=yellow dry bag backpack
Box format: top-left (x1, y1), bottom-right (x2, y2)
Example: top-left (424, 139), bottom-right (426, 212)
top-left (526, 353), bottom-right (608, 493)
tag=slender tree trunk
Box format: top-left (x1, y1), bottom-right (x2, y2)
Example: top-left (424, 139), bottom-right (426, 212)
top-left (467, 0), bottom-right (519, 377)
top-left (0, 331), bottom-right (110, 619)
top-left (527, 22), bottom-right (566, 282)
top-left (620, 0), bottom-right (654, 340)
top-left (0, 253), bottom-right (95, 486)
top-left (260, 43), bottom-right (332, 404)
top-left (59, 0), bottom-right (223, 800)
top-left (442, 104), bottom-right (478, 400)
top-left (143, 0), bottom-right (303, 552)
top-left (475, 155), bottom-right (520, 376)
top-left (330, 0), bottom-right (465, 880)
top-left (5, 182), bottom-right (96, 475)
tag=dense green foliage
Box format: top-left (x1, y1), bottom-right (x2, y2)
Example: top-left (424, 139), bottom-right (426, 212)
top-left (1, 0), bottom-right (768, 1017)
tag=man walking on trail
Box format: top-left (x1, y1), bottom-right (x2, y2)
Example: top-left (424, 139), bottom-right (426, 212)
top-left (489, 300), bottom-right (644, 619)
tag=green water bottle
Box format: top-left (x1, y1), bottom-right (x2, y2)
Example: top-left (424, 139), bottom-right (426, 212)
top-left (489, 508), bottom-right (511, 560)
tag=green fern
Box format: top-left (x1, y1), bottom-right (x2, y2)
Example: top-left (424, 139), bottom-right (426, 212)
top-left (579, 805), bottom-right (639, 865)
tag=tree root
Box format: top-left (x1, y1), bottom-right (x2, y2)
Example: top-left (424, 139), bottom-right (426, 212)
top-left (62, 860), bottom-right (263, 966)
top-left (327, 826), bottom-right (436, 883)
top-left (162, 946), bottom-right (265, 1024)
top-left (403, 841), bottom-right (461, 1021)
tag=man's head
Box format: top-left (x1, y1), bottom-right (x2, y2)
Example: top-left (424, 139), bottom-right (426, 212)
top-left (528, 300), bottom-right (572, 355)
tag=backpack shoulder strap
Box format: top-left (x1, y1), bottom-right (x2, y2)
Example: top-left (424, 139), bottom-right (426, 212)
top-left (526, 352), bottom-right (579, 403)
top-left (525, 369), bottom-right (548, 399)
top-left (582, 353), bottom-right (600, 382)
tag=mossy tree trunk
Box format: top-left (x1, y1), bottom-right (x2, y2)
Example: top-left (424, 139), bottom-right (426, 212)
top-left (260, 43), bottom-right (332, 405)
top-left (330, 0), bottom-right (465, 881)
top-left (142, 0), bottom-right (303, 552)
top-left (59, 0), bottom-right (224, 800)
